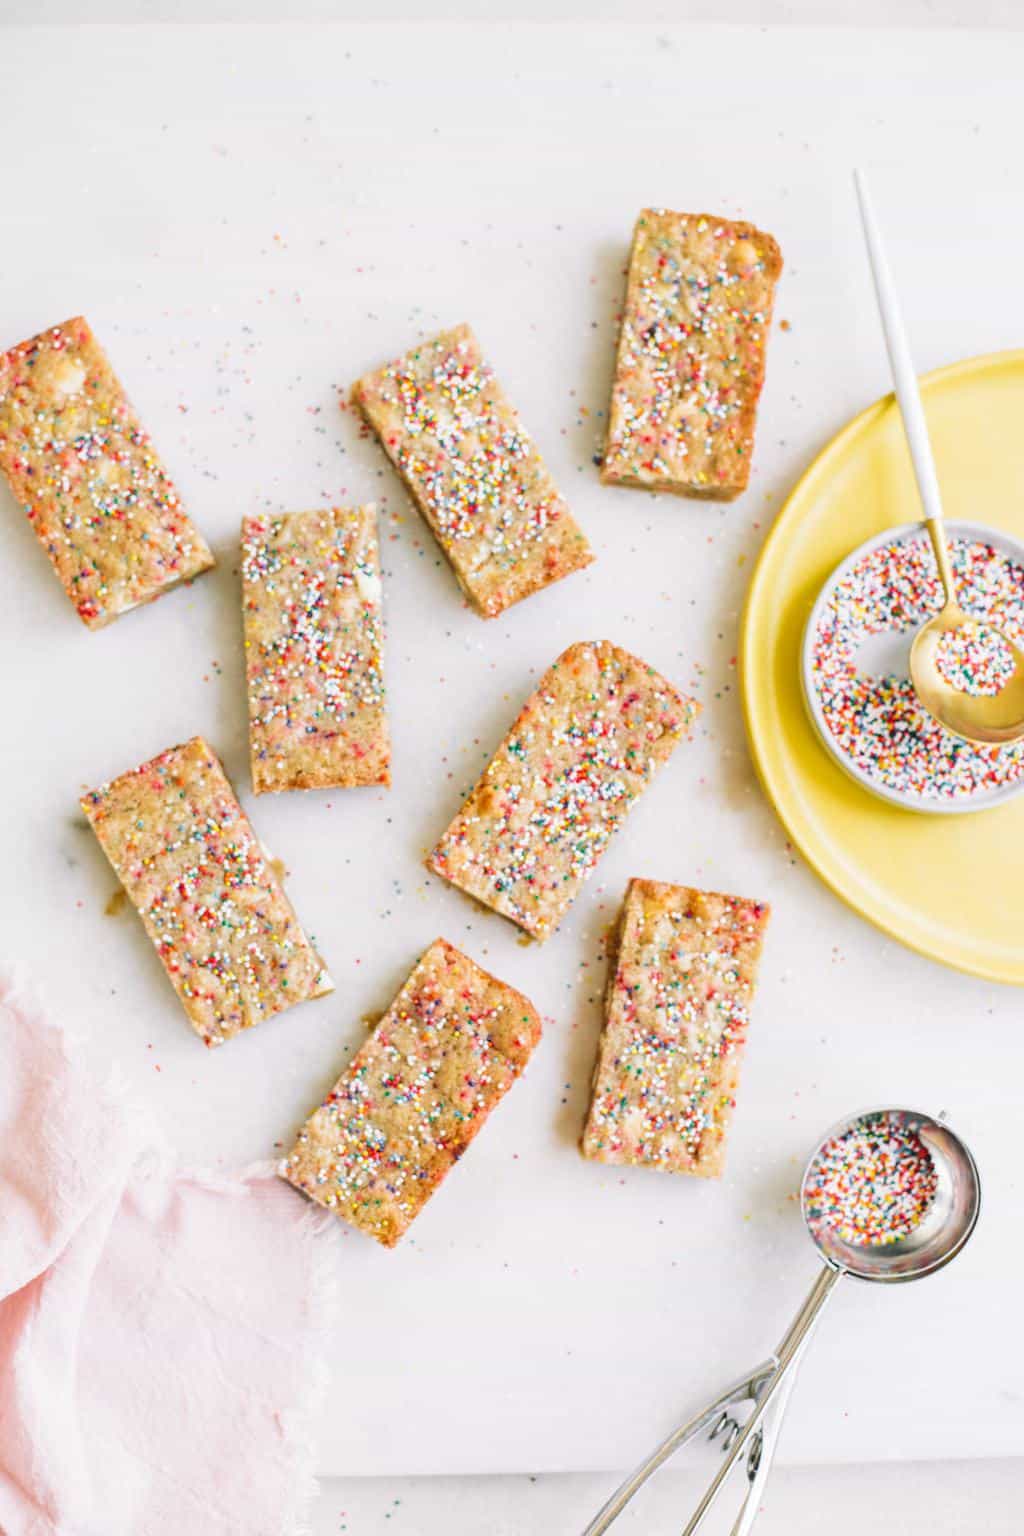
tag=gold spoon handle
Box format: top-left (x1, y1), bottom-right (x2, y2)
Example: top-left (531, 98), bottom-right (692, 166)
top-left (925, 517), bottom-right (957, 609)
top-left (854, 169), bottom-right (956, 608)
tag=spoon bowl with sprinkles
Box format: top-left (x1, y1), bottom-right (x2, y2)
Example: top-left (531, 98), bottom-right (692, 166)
top-left (911, 607), bottom-right (1024, 746)
top-left (856, 168), bottom-right (1024, 747)
top-left (585, 1107), bottom-right (980, 1536)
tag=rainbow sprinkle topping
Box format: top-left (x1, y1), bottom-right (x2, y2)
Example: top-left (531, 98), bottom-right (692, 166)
top-left (934, 623), bottom-right (1016, 697)
top-left (804, 1111), bottom-right (938, 1248)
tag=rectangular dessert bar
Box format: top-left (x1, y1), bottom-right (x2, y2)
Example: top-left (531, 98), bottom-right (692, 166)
top-left (427, 641), bottom-right (700, 941)
top-left (241, 506), bottom-right (390, 793)
top-left (582, 879), bottom-right (770, 1176)
top-left (0, 316), bottom-right (214, 627)
top-left (281, 938), bottom-right (542, 1246)
top-left (352, 324), bottom-right (594, 618)
top-left (81, 736), bottom-right (331, 1047)
top-left (602, 210), bottom-right (783, 501)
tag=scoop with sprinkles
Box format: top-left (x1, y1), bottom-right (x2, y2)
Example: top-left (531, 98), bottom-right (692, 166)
top-left (934, 622), bottom-right (1016, 697)
top-left (804, 1111), bottom-right (939, 1248)
top-left (810, 531), bottom-right (1024, 802)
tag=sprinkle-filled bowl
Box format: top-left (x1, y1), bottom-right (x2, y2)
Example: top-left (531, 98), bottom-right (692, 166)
top-left (801, 520), bottom-right (1024, 815)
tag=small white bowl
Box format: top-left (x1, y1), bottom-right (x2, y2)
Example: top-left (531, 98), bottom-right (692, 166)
top-left (801, 519), bottom-right (1024, 816)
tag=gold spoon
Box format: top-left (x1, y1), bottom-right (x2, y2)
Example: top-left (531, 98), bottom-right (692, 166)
top-left (855, 168), bottom-right (1024, 746)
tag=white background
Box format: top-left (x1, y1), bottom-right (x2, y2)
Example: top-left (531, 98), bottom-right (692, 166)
top-left (5, 0), bottom-right (1024, 27)
top-left (1, 5), bottom-right (1022, 1533)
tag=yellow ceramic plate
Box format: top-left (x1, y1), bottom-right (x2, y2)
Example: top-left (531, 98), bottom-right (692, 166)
top-left (741, 349), bottom-right (1024, 984)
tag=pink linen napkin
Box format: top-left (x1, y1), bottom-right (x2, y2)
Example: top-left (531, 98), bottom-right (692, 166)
top-left (0, 975), bottom-right (335, 1536)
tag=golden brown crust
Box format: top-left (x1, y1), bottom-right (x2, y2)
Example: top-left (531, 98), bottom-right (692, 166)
top-left (0, 316), bottom-right (213, 626)
top-left (581, 879), bottom-right (770, 1176)
top-left (602, 211), bottom-right (782, 501)
top-left (352, 324), bottom-right (594, 617)
top-left (81, 736), bottom-right (332, 1046)
top-left (427, 642), bottom-right (700, 940)
top-left (241, 507), bottom-right (390, 794)
top-left (280, 938), bottom-right (542, 1246)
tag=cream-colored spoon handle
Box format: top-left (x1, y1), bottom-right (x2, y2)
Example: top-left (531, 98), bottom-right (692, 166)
top-left (854, 169), bottom-right (948, 549)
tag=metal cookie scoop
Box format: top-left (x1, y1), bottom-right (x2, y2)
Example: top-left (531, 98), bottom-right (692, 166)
top-left (581, 1106), bottom-right (980, 1536)
top-left (854, 168), bottom-right (1024, 746)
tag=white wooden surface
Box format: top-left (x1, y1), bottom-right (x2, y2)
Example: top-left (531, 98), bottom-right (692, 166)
top-left (1, 22), bottom-right (1022, 1482)
top-left (312, 1459), bottom-right (1024, 1535)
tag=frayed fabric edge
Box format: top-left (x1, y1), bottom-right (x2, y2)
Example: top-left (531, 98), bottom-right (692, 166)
top-left (278, 1197), bottom-right (339, 1536)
